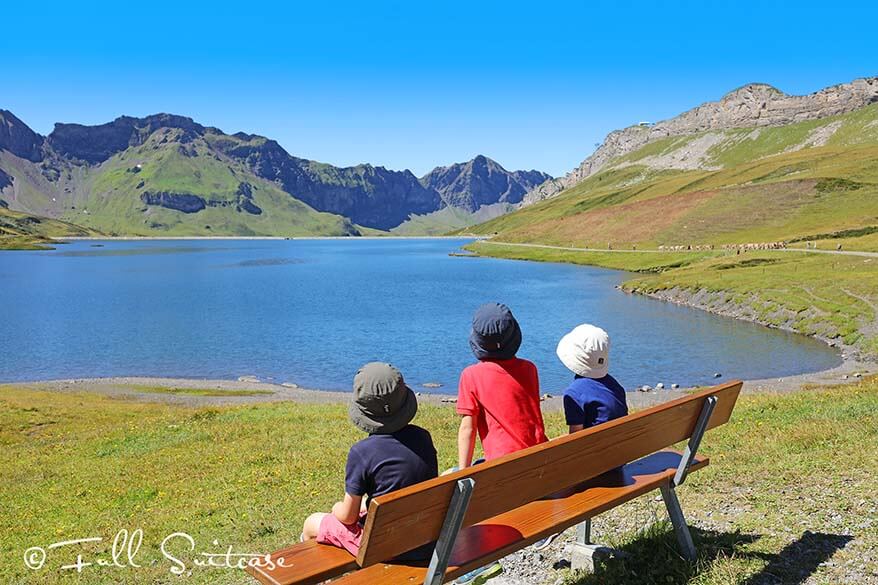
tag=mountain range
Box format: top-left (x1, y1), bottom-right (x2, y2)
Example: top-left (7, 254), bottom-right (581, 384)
top-left (5, 76), bottom-right (877, 247)
top-left (0, 110), bottom-right (550, 237)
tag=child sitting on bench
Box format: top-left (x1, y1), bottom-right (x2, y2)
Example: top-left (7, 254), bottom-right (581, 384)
top-left (301, 362), bottom-right (438, 557)
top-left (556, 323), bottom-right (628, 433)
top-left (530, 324), bottom-right (630, 554)
top-left (453, 302), bottom-right (548, 583)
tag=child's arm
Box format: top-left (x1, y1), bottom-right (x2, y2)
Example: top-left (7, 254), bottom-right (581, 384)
top-left (564, 394), bottom-right (586, 435)
top-left (457, 415), bottom-right (477, 469)
top-left (331, 493), bottom-right (363, 526)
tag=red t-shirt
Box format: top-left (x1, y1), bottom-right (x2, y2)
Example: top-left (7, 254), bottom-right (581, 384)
top-left (456, 358), bottom-right (548, 461)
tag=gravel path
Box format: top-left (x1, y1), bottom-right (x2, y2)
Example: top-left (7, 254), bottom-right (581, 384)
top-left (477, 240), bottom-right (878, 258)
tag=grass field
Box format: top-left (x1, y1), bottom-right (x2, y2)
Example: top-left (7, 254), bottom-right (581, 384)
top-left (467, 241), bottom-right (878, 357)
top-left (127, 385), bottom-right (274, 397)
top-left (1, 380), bottom-right (876, 584)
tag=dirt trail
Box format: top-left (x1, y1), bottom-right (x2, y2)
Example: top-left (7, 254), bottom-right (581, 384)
top-left (478, 240), bottom-right (878, 258)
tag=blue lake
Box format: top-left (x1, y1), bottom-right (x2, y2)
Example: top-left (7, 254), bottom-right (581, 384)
top-left (0, 238), bottom-right (841, 392)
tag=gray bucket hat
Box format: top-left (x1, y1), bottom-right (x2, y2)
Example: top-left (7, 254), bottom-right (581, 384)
top-left (349, 362), bottom-right (418, 434)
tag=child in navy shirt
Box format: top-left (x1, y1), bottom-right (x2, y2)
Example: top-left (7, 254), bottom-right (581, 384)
top-left (556, 324), bottom-right (628, 433)
top-left (301, 362), bottom-right (437, 557)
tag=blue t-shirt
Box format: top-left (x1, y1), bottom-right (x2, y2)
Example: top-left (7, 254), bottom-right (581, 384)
top-left (562, 374), bottom-right (628, 428)
top-left (345, 424), bottom-right (438, 504)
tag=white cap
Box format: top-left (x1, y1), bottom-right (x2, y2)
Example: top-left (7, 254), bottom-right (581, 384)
top-left (556, 324), bottom-right (610, 378)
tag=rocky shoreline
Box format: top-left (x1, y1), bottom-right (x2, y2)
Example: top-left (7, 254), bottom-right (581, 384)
top-left (3, 376), bottom-right (677, 410)
top-left (6, 352), bottom-right (872, 412)
top-left (629, 285), bottom-right (865, 358)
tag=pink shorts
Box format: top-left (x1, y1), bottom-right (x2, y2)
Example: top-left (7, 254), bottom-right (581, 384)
top-left (316, 512), bottom-right (366, 556)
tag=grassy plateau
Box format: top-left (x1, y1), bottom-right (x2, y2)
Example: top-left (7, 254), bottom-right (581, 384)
top-left (1, 381), bottom-right (876, 584)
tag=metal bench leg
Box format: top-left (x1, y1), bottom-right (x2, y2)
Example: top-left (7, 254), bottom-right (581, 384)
top-left (660, 482), bottom-right (696, 561)
top-left (571, 517), bottom-right (613, 573)
top-left (659, 394), bottom-right (717, 562)
top-left (576, 519), bottom-right (592, 545)
top-left (424, 478), bottom-right (475, 585)
top-left (674, 396), bottom-right (717, 487)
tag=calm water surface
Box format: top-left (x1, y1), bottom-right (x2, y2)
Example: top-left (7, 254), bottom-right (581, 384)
top-left (0, 238), bottom-right (841, 392)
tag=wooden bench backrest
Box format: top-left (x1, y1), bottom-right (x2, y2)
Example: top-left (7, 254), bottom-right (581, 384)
top-left (356, 380), bottom-right (742, 567)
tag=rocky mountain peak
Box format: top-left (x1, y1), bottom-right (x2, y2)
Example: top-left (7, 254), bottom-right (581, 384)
top-left (720, 83), bottom-right (784, 102)
top-left (48, 113), bottom-right (207, 164)
top-left (421, 155), bottom-right (552, 212)
top-left (470, 154), bottom-right (490, 167)
top-left (0, 109), bottom-right (45, 162)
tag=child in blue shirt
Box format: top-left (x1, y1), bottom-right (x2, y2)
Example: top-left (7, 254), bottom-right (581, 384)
top-left (556, 324), bottom-right (628, 433)
top-left (532, 323), bottom-right (631, 554)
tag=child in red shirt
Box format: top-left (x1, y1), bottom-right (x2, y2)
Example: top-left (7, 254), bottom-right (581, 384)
top-left (456, 302), bottom-right (548, 468)
top-left (454, 303), bottom-right (548, 584)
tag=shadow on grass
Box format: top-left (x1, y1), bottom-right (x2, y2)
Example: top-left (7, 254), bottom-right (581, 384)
top-left (742, 530), bottom-right (853, 585)
top-left (569, 524), bottom-right (852, 585)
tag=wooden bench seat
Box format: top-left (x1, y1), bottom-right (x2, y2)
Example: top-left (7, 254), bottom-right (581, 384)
top-left (247, 539), bottom-right (359, 585)
top-left (330, 450), bottom-right (708, 584)
top-left (248, 380), bottom-right (742, 585)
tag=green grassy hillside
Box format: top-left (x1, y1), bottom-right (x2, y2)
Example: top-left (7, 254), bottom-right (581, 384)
top-left (392, 202), bottom-right (515, 235)
top-left (0, 206), bottom-right (100, 249)
top-left (465, 104), bottom-right (878, 249)
top-left (471, 241), bottom-right (878, 356)
top-left (1, 128), bottom-right (358, 237)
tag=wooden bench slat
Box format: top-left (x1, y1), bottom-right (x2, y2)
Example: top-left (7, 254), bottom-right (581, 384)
top-left (357, 381), bottom-right (741, 566)
top-left (245, 539), bottom-right (358, 585)
top-left (333, 449), bottom-right (708, 584)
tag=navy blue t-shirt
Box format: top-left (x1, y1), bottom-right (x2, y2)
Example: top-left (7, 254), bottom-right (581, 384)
top-left (562, 374), bottom-right (628, 428)
top-left (345, 424), bottom-right (438, 505)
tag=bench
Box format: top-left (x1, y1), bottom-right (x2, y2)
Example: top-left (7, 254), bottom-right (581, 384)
top-left (247, 380), bottom-right (742, 585)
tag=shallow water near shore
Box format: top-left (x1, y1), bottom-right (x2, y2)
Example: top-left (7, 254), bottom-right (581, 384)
top-left (0, 238), bottom-right (841, 391)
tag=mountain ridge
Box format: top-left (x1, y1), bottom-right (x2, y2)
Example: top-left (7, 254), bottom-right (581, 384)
top-left (420, 154), bottom-right (550, 212)
top-left (0, 111), bottom-right (550, 234)
top-left (523, 76), bottom-right (878, 205)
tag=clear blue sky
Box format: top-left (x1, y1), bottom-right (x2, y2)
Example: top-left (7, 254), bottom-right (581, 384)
top-left (3, 0), bottom-right (876, 177)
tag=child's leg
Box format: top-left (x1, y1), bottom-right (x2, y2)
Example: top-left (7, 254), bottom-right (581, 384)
top-left (314, 513), bottom-right (364, 556)
top-left (302, 512), bottom-right (328, 541)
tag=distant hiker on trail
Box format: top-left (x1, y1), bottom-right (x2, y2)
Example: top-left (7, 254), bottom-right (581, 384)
top-left (301, 362), bottom-right (437, 558)
top-left (452, 302), bottom-right (548, 584)
top-left (556, 324), bottom-right (628, 434)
